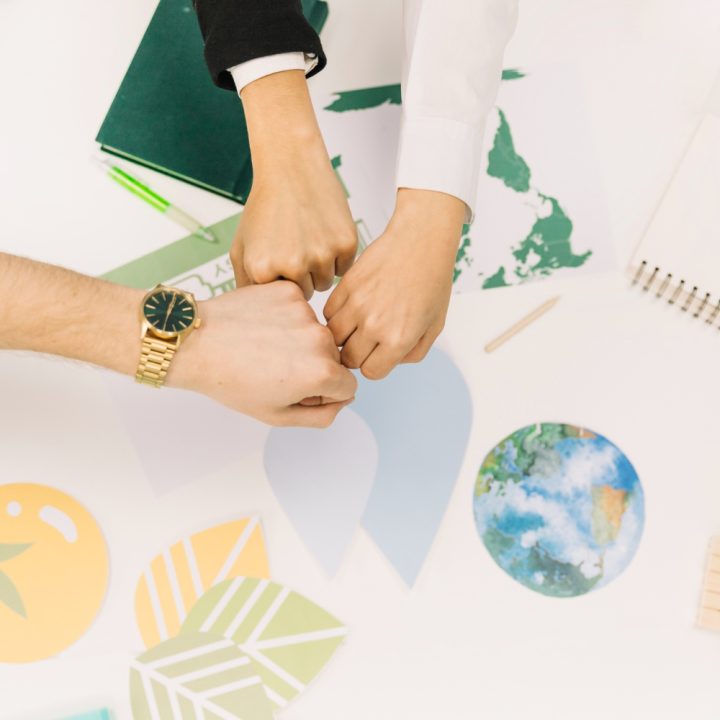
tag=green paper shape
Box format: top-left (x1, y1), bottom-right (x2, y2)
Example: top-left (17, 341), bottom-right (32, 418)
top-left (512, 194), bottom-right (591, 277)
top-left (0, 542), bottom-right (31, 562)
top-left (487, 109), bottom-right (531, 192)
top-left (182, 578), bottom-right (347, 709)
top-left (130, 632), bottom-right (273, 720)
top-left (324, 84), bottom-right (401, 112)
top-left (323, 69), bottom-right (522, 114)
top-left (101, 214), bottom-right (239, 290)
top-left (470, 105), bottom-right (593, 288)
top-left (0, 569), bottom-right (27, 618)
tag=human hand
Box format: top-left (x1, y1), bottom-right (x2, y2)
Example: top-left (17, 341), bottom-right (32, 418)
top-left (323, 189), bottom-right (466, 380)
top-left (170, 281), bottom-right (357, 427)
top-left (231, 71), bottom-right (357, 298)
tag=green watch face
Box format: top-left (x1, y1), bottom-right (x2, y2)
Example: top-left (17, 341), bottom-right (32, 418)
top-left (143, 289), bottom-right (195, 334)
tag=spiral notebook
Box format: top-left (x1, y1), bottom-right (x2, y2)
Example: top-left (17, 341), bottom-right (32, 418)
top-left (629, 109), bottom-right (720, 323)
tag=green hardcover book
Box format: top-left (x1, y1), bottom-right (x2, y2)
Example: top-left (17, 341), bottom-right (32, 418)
top-left (96, 0), bottom-right (328, 204)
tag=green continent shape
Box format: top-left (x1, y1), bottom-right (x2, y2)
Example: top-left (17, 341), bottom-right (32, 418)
top-left (324, 85), bottom-right (401, 112)
top-left (453, 236), bottom-right (472, 282)
top-left (324, 70), bottom-right (520, 115)
top-left (487, 109), bottom-right (531, 193)
top-left (512, 195), bottom-right (591, 279)
top-left (482, 266), bottom-right (509, 289)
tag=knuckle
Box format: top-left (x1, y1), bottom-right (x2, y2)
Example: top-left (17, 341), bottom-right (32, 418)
top-left (406, 346), bottom-right (428, 364)
top-left (337, 227), bottom-right (359, 254)
top-left (277, 280), bottom-right (304, 301)
top-left (283, 256), bottom-right (307, 279)
top-left (362, 313), bottom-right (383, 335)
top-left (313, 360), bottom-right (337, 385)
top-left (385, 332), bottom-right (408, 352)
top-left (309, 323), bottom-right (332, 345)
top-left (247, 256), bottom-right (275, 283)
top-left (361, 364), bottom-right (387, 381)
top-left (312, 247), bottom-right (335, 268)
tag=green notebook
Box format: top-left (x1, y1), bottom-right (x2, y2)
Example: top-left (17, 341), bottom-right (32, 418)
top-left (96, 0), bottom-right (329, 204)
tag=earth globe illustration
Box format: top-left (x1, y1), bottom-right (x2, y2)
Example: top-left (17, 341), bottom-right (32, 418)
top-left (473, 423), bottom-right (644, 597)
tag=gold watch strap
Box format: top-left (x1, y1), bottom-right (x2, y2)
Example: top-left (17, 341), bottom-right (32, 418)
top-left (135, 335), bottom-right (178, 388)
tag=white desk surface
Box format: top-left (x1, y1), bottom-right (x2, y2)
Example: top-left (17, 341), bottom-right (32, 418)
top-left (1, 1), bottom-right (720, 718)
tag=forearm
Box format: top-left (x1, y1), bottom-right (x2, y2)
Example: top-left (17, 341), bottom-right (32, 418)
top-left (392, 188), bottom-right (466, 239)
top-left (0, 252), bottom-right (143, 375)
top-left (240, 70), bottom-right (329, 176)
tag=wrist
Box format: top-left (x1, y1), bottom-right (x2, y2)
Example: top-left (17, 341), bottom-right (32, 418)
top-left (86, 283), bottom-right (145, 378)
top-left (389, 189), bottom-right (466, 249)
top-left (164, 299), bottom-right (209, 392)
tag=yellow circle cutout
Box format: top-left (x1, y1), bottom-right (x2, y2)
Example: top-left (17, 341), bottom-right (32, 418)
top-left (0, 484), bottom-right (109, 663)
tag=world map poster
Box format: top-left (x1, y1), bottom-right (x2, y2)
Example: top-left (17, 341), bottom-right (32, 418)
top-left (315, 65), bottom-right (616, 294)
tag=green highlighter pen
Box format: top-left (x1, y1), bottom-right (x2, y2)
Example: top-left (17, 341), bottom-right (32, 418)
top-left (94, 157), bottom-right (217, 243)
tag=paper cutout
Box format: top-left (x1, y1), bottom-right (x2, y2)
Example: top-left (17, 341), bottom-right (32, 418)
top-left (101, 214), bottom-right (239, 291)
top-left (181, 577), bottom-right (347, 710)
top-left (130, 632), bottom-right (273, 720)
top-left (698, 537), bottom-right (720, 632)
top-left (474, 423), bottom-right (645, 597)
top-left (0, 484), bottom-right (109, 663)
top-left (264, 409), bottom-right (378, 575)
top-left (0, 567), bottom-right (27, 618)
top-left (351, 348), bottom-right (473, 585)
top-left (104, 373), bottom-right (267, 496)
top-left (324, 84), bottom-right (401, 112)
top-left (135, 518), bottom-right (270, 648)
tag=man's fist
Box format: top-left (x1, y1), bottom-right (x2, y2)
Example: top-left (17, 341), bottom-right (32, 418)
top-left (171, 282), bottom-right (357, 427)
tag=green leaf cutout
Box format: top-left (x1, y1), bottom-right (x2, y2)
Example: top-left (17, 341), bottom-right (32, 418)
top-left (181, 578), bottom-right (347, 710)
top-left (0, 569), bottom-right (27, 618)
top-left (130, 632), bottom-right (274, 720)
top-left (0, 542), bottom-right (31, 562)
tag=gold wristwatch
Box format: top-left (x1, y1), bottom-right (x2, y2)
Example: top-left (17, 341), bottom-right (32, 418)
top-left (135, 284), bottom-right (201, 388)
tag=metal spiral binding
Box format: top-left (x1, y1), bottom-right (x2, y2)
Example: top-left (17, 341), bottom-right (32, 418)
top-left (631, 260), bottom-right (720, 327)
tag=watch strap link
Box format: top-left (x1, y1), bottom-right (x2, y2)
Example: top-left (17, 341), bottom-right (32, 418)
top-left (135, 335), bottom-right (178, 388)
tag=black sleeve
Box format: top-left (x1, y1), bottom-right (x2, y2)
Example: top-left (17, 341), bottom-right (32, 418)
top-left (193, 0), bottom-right (326, 91)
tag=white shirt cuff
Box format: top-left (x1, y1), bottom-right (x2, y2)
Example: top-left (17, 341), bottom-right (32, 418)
top-left (395, 115), bottom-right (486, 224)
top-left (229, 52), bottom-right (318, 95)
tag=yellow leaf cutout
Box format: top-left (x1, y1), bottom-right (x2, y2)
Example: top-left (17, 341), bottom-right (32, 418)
top-left (135, 518), bottom-right (269, 648)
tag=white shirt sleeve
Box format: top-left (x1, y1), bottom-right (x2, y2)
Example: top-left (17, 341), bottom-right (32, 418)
top-left (396, 0), bottom-right (519, 221)
top-left (229, 52), bottom-right (318, 95)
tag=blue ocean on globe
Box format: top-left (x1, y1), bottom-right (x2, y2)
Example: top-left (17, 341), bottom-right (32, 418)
top-left (473, 423), bottom-right (644, 597)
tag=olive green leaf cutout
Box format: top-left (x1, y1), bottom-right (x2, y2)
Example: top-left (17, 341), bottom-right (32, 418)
top-left (0, 543), bottom-right (31, 618)
top-left (0, 570), bottom-right (27, 618)
top-left (130, 632), bottom-right (274, 720)
top-left (0, 542), bottom-right (31, 562)
top-left (181, 578), bottom-right (347, 710)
